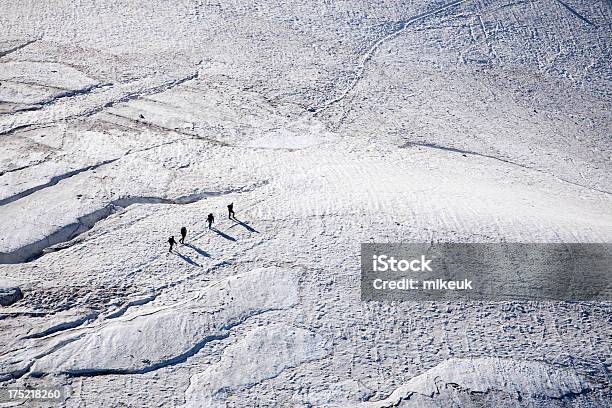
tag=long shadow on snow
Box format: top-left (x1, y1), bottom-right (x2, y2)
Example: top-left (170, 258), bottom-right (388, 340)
top-left (211, 228), bottom-right (236, 242)
top-left (231, 218), bottom-right (259, 233)
top-left (173, 251), bottom-right (201, 267)
top-left (184, 243), bottom-right (210, 257)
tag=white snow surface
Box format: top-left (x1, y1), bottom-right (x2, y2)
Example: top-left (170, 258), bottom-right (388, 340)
top-left (184, 324), bottom-right (330, 408)
top-left (0, 0), bottom-right (610, 406)
top-left (355, 357), bottom-right (593, 407)
top-left (26, 267), bottom-right (299, 377)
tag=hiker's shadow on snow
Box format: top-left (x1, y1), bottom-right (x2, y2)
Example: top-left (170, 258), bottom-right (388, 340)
top-left (185, 243), bottom-right (210, 257)
top-left (212, 228), bottom-right (236, 241)
top-left (174, 251), bottom-right (201, 267)
top-left (231, 218), bottom-right (259, 233)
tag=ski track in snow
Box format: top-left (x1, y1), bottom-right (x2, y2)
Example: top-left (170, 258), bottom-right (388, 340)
top-left (312, 0), bottom-right (471, 115)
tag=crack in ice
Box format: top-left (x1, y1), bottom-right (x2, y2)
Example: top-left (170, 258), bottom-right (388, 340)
top-left (0, 180), bottom-right (269, 264)
top-left (0, 38), bottom-right (39, 58)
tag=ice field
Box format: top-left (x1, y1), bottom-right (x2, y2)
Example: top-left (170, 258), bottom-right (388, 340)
top-left (0, 0), bottom-right (611, 406)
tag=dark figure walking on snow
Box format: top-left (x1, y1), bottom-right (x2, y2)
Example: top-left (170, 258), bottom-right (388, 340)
top-left (180, 226), bottom-right (187, 244)
top-left (227, 203), bottom-right (235, 219)
top-left (207, 213), bottom-right (214, 229)
top-left (168, 236), bottom-right (177, 252)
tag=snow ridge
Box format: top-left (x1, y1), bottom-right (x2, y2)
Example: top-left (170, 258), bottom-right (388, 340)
top-left (355, 357), bottom-right (595, 407)
top-left (403, 141), bottom-right (612, 195)
top-left (0, 181), bottom-right (268, 264)
top-left (23, 268), bottom-right (300, 378)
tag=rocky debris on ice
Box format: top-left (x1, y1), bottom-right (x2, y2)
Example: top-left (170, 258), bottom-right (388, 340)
top-left (183, 324), bottom-right (330, 408)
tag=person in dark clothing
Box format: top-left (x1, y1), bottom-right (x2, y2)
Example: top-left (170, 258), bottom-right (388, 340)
top-left (207, 213), bottom-right (214, 229)
top-left (168, 236), bottom-right (177, 252)
top-left (227, 203), bottom-right (235, 219)
top-left (180, 226), bottom-right (187, 244)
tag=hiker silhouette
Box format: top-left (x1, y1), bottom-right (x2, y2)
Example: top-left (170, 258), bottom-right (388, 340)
top-left (180, 226), bottom-right (187, 244)
top-left (168, 236), bottom-right (177, 252)
top-left (207, 213), bottom-right (214, 229)
top-left (227, 203), bottom-right (235, 219)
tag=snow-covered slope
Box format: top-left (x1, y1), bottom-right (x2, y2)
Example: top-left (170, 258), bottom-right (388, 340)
top-left (354, 357), bottom-right (603, 407)
top-left (0, 0), bottom-right (610, 406)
